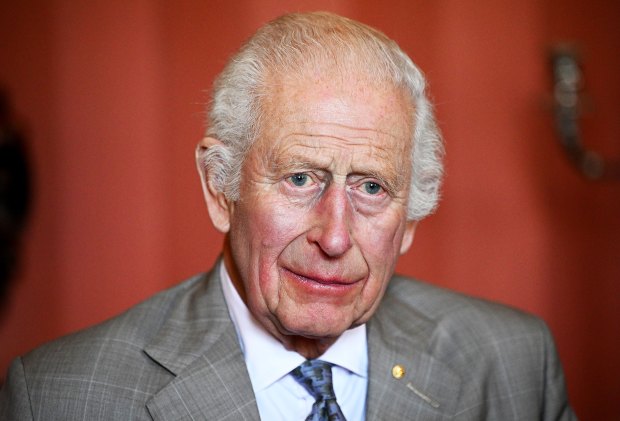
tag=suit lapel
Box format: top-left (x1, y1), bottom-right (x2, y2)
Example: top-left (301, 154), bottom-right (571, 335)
top-left (366, 279), bottom-right (462, 420)
top-left (143, 263), bottom-right (260, 420)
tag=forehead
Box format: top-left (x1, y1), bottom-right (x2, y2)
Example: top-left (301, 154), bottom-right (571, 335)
top-left (256, 70), bottom-right (414, 164)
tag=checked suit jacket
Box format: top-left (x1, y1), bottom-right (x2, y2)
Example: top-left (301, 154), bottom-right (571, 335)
top-left (0, 262), bottom-right (576, 420)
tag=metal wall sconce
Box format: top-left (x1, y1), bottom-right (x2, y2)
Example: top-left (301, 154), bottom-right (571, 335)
top-left (551, 46), bottom-right (619, 180)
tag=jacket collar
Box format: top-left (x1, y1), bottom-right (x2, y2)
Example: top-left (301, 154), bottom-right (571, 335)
top-left (144, 261), bottom-right (261, 420)
top-left (366, 278), bottom-right (462, 419)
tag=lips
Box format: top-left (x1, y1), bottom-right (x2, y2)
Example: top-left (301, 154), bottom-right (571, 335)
top-left (282, 267), bottom-right (361, 287)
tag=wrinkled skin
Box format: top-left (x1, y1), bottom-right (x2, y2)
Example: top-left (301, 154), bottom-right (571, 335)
top-left (201, 71), bottom-right (417, 358)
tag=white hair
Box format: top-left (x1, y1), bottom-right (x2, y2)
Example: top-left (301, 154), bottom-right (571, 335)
top-left (198, 11), bottom-right (444, 220)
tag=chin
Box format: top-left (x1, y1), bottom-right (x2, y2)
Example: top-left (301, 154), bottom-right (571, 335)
top-left (276, 311), bottom-right (355, 340)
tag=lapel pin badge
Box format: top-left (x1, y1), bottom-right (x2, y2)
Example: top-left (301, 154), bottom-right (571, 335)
top-left (391, 364), bottom-right (405, 379)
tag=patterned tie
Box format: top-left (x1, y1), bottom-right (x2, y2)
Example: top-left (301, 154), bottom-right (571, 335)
top-left (291, 360), bottom-right (347, 421)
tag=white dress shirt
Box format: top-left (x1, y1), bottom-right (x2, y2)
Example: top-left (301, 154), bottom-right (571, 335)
top-left (220, 263), bottom-right (368, 420)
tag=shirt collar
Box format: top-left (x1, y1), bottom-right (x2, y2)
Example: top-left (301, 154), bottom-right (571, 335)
top-left (219, 262), bottom-right (368, 392)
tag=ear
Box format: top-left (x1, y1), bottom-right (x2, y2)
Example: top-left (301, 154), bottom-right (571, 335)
top-left (196, 137), bottom-right (233, 233)
top-left (399, 220), bottom-right (418, 254)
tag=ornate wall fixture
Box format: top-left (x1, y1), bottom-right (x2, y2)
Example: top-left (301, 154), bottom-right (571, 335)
top-left (551, 46), bottom-right (620, 181)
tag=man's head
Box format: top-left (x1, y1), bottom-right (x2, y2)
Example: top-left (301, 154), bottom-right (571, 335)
top-left (197, 12), bottom-right (443, 357)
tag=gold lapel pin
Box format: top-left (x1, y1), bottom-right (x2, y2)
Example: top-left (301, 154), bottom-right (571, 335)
top-left (391, 364), bottom-right (405, 379)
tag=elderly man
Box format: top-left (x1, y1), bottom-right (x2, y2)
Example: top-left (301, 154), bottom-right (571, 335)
top-left (1, 12), bottom-right (575, 421)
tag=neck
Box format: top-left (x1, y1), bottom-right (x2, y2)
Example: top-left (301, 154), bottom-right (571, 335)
top-left (279, 332), bottom-right (337, 360)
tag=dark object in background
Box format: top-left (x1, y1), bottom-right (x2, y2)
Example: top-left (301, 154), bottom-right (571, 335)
top-left (550, 46), bottom-right (620, 181)
top-left (0, 88), bottom-right (31, 307)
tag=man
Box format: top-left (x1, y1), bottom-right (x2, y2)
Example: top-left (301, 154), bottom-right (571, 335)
top-left (0, 12), bottom-right (575, 420)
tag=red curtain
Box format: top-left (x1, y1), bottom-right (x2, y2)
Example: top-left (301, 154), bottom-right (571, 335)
top-left (1, 1), bottom-right (618, 419)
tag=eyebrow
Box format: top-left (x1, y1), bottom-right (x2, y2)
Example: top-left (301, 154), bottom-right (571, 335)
top-left (269, 156), bottom-right (323, 173)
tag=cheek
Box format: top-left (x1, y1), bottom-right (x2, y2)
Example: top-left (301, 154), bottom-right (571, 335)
top-left (347, 216), bottom-right (407, 324)
top-left (233, 199), bottom-right (308, 285)
top-left (253, 201), bottom-right (306, 249)
top-left (356, 213), bottom-right (407, 264)
top-left (234, 187), bottom-right (299, 240)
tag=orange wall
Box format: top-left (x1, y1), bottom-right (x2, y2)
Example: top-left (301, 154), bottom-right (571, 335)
top-left (1, 1), bottom-right (618, 419)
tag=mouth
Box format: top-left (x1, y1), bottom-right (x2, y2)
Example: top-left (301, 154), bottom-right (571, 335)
top-left (282, 267), bottom-right (361, 288)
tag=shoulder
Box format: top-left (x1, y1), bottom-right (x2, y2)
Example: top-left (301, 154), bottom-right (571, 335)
top-left (23, 272), bottom-right (208, 373)
top-left (376, 276), bottom-right (575, 419)
top-left (382, 277), bottom-right (556, 385)
top-left (0, 272), bottom-right (211, 419)
top-left (382, 275), bottom-right (547, 343)
top-left (381, 275), bottom-right (552, 368)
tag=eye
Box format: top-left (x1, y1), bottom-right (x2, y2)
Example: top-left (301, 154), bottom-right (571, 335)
top-left (288, 173), bottom-right (310, 187)
top-left (362, 181), bottom-right (383, 195)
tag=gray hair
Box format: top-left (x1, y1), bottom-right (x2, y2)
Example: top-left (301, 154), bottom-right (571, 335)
top-left (198, 11), bottom-right (443, 220)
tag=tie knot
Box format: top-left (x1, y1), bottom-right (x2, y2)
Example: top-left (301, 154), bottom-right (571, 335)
top-left (292, 360), bottom-right (336, 401)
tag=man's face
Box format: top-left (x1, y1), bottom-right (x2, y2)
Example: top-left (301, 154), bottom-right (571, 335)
top-left (226, 71), bottom-right (416, 346)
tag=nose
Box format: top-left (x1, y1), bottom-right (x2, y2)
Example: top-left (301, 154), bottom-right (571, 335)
top-left (307, 185), bottom-right (353, 257)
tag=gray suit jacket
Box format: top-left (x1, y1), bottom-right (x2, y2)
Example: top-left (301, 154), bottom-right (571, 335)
top-left (0, 264), bottom-right (576, 420)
